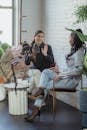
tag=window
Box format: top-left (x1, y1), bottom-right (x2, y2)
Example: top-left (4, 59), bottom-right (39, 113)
top-left (0, 0), bottom-right (13, 45)
top-left (0, 0), bottom-right (12, 6)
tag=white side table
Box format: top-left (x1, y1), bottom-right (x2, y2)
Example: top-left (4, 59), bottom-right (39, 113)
top-left (0, 84), bottom-right (6, 101)
top-left (4, 80), bottom-right (29, 115)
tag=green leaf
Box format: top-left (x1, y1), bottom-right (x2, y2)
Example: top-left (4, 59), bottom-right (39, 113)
top-left (76, 31), bottom-right (87, 42)
top-left (1, 43), bottom-right (11, 52)
top-left (74, 5), bottom-right (87, 23)
top-left (0, 47), bottom-right (4, 58)
top-left (66, 28), bottom-right (87, 42)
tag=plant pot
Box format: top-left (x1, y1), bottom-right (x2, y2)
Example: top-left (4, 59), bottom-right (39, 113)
top-left (0, 84), bottom-right (6, 101)
top-left (79, 89), bottom-right (87, 112)
top-left (82, 112), bottom-right (87, 128)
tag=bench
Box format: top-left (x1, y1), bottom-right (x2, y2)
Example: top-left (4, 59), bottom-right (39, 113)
top-left (50, 75), bottom-right (83, 119)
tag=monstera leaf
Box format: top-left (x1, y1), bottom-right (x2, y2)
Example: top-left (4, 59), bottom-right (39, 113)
top-left (66, 28), bottom-right (87, 42)
top-left (1, 43), bottom-right (11, 52)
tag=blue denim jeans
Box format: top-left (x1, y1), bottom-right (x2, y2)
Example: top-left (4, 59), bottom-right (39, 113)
top-left (34, 69), bottom-right (80, 107)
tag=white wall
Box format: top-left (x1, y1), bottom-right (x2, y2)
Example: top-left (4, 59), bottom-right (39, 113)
top-left (21, 0), bottom-right (42, 44)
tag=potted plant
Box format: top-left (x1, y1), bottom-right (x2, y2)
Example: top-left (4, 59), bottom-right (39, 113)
top-left (75, 5), bottom-right (87, 128)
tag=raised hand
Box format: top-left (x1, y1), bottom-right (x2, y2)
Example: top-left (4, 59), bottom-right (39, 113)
top-left (41, 44), bottom-right (48, 56)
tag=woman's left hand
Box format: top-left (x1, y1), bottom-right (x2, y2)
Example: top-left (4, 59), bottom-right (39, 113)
top-left (41, 44), bottom-right (48, 56)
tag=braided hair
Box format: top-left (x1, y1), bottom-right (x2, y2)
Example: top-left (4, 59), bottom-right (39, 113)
top-left (67, 29), bottom-right (85, 58)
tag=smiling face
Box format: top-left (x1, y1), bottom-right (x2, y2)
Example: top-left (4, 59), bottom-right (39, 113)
top-left (34, 33), bottom-right (44, 45)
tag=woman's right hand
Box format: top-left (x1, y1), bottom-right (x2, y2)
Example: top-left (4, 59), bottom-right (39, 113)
top-left (41, 44), bottom-right (48, 56)
top-left (53, 75), bottom-right (61, 82)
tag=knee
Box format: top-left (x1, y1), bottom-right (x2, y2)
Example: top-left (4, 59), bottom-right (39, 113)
top-left (28, 69), bottom-right (33, 76)
top-left (34, 69), bottom-right (41, 75)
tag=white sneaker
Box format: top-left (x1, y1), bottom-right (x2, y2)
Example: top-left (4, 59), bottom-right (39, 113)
top-left (42, 102), bottom-right (46, 107)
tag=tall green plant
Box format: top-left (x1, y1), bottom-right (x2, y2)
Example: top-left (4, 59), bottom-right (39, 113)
top-left (75, 5), bottom-right (87, 23)
top-left (66, 5), bottom-right (87, 42)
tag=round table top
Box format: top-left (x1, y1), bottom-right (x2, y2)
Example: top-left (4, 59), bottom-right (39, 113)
top-left (4, 79), bottom-right (29, 89)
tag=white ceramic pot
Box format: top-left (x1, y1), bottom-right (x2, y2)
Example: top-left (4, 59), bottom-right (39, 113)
top-left (0, 84), bottom-right (6, 101)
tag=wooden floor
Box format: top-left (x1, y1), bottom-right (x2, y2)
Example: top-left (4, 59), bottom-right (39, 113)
top-left (0, 96), bottom-right (82, 130)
